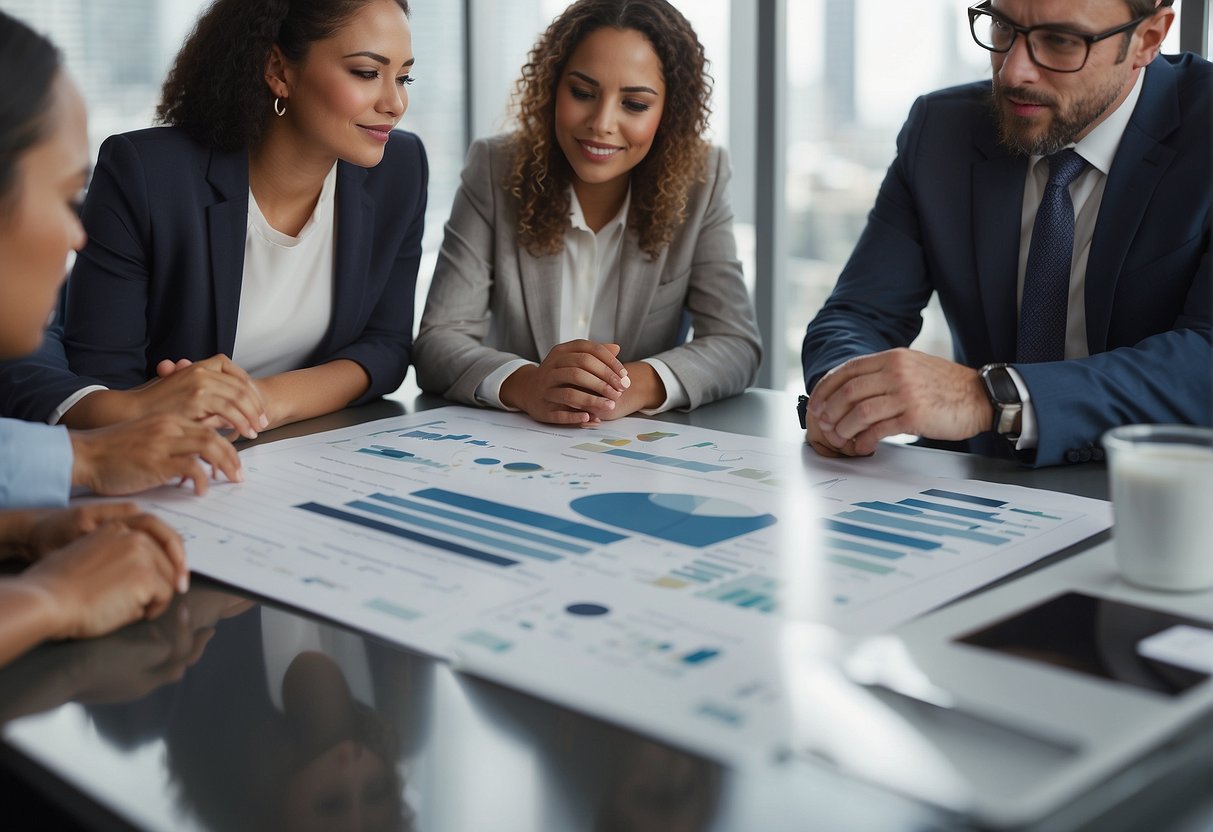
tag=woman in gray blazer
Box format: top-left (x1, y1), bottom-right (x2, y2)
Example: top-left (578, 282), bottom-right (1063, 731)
top-left (414, 0), bottom-right (761, 426)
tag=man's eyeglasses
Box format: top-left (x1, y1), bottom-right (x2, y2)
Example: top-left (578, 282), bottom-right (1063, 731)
top-left (967, 0), bottom-right (1153, 73)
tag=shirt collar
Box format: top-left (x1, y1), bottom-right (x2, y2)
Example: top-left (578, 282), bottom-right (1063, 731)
top-left (568, 185), bottom-right (631, 236)
top-left (1031, 66), bottom-right (1146, 176)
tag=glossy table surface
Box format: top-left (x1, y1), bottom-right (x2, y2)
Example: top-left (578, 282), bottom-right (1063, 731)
top-left (1, 387), bottom-right (1209, 832)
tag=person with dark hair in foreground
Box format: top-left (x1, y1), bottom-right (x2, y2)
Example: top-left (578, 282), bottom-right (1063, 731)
top-left (0, 10), bottom-right (190, 668)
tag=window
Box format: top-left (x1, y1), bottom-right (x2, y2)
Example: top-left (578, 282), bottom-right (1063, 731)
top-left (10, 0), bottom-right (1208, 388)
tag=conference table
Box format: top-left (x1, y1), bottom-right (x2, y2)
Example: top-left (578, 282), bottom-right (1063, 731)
top-left (1, 387), bottom-right (1209, 831)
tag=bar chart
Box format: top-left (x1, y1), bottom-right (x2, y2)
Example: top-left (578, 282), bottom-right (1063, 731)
top-left (295, 486), bottom-right (629, 571)
top-left (821, 485), bottom-right (1072, 608)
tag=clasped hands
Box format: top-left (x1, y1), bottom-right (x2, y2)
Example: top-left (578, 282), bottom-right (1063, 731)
top-left (500, 340), bottom-right (665, 426)
top-left (804, 348), bottom-right (995, 457)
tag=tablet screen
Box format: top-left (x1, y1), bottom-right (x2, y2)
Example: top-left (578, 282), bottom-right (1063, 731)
top-left (955, 592), bottom-right (1212, 696)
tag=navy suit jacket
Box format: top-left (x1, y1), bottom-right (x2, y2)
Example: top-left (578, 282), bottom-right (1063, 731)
top-left (0, 126), bottom-right (426, 422)
top-left (801, 54), bottom-right (1212, 467)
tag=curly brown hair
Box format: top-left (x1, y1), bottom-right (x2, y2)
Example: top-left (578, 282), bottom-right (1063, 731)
top-left (156, 0), bottom-right (409, 151)
top-left (507, 0), bottom-right (712, 260)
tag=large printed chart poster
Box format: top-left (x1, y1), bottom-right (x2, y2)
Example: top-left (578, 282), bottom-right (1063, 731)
top-left (138, 407), bottom-right (1111, 759)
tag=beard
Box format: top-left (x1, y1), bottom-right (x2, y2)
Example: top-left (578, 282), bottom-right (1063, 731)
top-left (991, 74), bottom-right (1125, 156)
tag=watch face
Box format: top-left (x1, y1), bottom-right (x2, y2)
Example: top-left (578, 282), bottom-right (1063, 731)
top-left (984, 366), bottom-right (1020, 404)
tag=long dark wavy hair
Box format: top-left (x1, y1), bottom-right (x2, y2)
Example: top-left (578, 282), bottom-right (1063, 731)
top-left (507, 0), bottom-right (712, 260)
top-left (157, 0), bottom-right (409, 151)
top-left (0, 11), bottom-right (62, 215)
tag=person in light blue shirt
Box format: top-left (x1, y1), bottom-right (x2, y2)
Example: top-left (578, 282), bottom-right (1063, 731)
top-left (0, 10), bottom-right (202, 668)
top-left (0, 419), bottom-right (71, 508)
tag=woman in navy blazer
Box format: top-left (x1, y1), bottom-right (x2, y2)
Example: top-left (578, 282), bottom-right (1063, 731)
top-left (18, 0), bottom-right (425, 438)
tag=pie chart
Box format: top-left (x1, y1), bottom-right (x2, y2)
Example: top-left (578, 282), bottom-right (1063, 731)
top-left (569, 492), bottom-right (776, 547)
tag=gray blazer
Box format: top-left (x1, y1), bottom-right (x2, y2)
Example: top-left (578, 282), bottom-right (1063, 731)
top-left (414, 136), bottom-right (762, 408)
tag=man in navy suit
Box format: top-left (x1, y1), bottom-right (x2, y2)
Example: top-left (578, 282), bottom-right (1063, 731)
top-left (801, 0), bottom-right (1210, 467)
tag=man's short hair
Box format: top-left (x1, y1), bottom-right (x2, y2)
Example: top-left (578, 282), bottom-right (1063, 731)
top-left (1124, 0), bottom-right (1173, 16)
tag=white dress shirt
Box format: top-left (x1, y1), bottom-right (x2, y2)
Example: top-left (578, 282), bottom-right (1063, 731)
top-left (476, 186), bottom-right (689, 413)
top-left (1008, 68), bottom-right (1146, 449)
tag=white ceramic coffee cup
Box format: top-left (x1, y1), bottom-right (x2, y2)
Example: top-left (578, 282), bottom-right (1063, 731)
top-left (1103, 425), bottom-right (1213, 592)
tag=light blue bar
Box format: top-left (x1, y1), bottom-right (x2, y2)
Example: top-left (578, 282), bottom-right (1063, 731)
top-left (1012, 507), bottom-right (1062, 520)
top-left (899, 498), bottom-right (1002, 521)
top-left (838, 509), bottom-right (1009, 546)
top-left (606, 448), bottom-right (654, 461)
top-left (368, 493), bottom-right (589, 554)
top-left (413, 488), bottom-right (626, 544)
top-left (824, 536), bottom-right (905, 560)
top-left (716, 588), bottom-right (754, 603)
top-left (460, 629), bottom-right (513, 652)
top-left (692, 559), bottom-right (737, 574)
top-left (855, 500), bottom-right (922, 516)
top-left (670, 569), bottom-right (712, 583)
top-left (739, 594), bottom-right (771, 608)
top-left (365, 598), bottom-right (422, 620)
top-left (855, 501), bottom-right (976, 528)
top-left (677, 460), bottom-right (730, 472)
top-left (348, 500), bottom-right (563, 562)
top-left (828, 554), bottom-right (895, 575)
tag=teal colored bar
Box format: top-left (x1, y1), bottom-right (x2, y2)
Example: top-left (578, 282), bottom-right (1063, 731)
top-left (459, 629), bottom-right (512, 652)
top-left (692, 559), bottom-right (737, 574)
top-left (716, 588), bottom-right (753, 603)
top-left (670, 569), bottom-right (712, 583)
top-left (825, 536), bottom-right (905, 560)
top-left (364, 598), bottom-right (422, 621)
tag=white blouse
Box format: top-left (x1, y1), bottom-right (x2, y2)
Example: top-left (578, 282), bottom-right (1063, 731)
top-left (232, 163), bottom-right (337, 378)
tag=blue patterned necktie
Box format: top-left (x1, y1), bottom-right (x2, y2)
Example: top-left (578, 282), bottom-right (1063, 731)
top-left (1017, 148), bottom-right (1086, 363)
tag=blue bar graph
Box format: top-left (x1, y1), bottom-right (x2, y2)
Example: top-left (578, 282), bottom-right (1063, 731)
top-left (838, 509), bottom-right (1009, 545)
top-left (920, 488), bottom-right (1006, 508)
top-left (823, 519), bottom-right (942, 550)
top-left (682, 649), bottom-right (721, 665)
top-left (413, 488), bottom-right (626, 545)
top-left (366, 493), bottom-right (590, 554)
top-left (347, 500), bottom-right (563, 563)
top-left (295, 503), bottom-right (519, 567)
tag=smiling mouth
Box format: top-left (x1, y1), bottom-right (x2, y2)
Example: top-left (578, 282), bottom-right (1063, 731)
top-left (578, 140), bottom-right (622, 158)
top-left (357, 125), bottom-right (393, 141)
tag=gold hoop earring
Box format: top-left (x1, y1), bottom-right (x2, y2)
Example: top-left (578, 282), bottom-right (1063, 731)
top-left (273, 97), bottom-right (287, 117)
